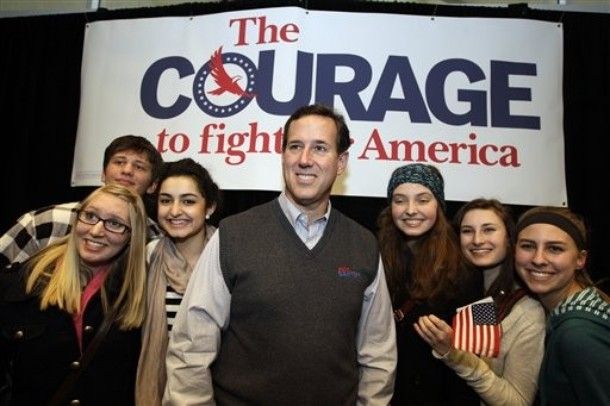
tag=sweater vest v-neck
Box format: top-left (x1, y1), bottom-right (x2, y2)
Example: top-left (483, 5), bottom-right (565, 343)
top-left (214, 199), bottom-right (379, 405)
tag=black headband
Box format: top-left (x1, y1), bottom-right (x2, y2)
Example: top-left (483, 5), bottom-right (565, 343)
top-left (516, 211), bottom-right (586, 250)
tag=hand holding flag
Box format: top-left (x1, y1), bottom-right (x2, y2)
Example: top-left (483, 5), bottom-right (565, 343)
top-left (452, 296), bottom-right (502, 358)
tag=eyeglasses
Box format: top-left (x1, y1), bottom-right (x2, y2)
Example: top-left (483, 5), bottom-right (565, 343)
top-left (77, 210), bottom-right (131, 234)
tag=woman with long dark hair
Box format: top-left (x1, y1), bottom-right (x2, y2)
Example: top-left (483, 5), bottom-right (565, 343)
top-left (136, 158), bottom-right (220, 405)
top-left (415, 198), bottom-right (545, 405)
top-left (378, 163), bottom-right (481, 405)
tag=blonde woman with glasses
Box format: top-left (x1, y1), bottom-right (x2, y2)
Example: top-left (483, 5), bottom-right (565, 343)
top-left (0, 184), bottom-right (148, 405)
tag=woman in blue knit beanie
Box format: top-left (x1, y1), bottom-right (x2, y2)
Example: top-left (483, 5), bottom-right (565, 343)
top-left (377, 163), bottom-right (482, 405)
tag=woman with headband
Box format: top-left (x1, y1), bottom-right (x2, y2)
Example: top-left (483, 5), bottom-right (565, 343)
top-left (515, 206), bottom-right (610, 405)
top-left (377, 163), bottom-right (481, 405)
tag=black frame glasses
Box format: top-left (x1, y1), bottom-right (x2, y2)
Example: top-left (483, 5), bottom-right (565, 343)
top-left (77, 210), bottom-right (131, 234)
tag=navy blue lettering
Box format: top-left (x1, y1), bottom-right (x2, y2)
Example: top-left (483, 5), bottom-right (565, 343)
top-left (315, 54), bottom-right (370, 120)
top-left (140, 56), bottom-right (194, 119)
top-left (426, 59), bottom-right (486, 126)
top-left (491, 61), bottom-right (540, 129)
top-left (368, 56), bottom-right (431, 122)
top-left (255, 50), bottom-right (313, 115)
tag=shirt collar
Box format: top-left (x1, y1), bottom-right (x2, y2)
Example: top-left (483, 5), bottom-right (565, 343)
top-left (278, 191), bottom-right (331, 228)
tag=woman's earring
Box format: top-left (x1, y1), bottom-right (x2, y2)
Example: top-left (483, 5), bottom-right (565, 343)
top-left (205, 214), bottom-right (211, 220)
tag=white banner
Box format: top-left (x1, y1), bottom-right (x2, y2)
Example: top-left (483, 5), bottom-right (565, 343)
top-left (73, 7), bottom-right (565, 206)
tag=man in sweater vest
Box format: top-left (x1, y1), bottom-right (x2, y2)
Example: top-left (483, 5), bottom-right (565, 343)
top-left (164, 104), bottom-right (397, 405)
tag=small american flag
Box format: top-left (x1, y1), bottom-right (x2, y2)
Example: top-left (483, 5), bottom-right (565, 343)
top-left (452, 297), bottom-right (502, 358)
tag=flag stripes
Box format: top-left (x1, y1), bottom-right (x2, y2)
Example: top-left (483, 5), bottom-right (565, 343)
top-left (452, 298), bottom-right (502, 358)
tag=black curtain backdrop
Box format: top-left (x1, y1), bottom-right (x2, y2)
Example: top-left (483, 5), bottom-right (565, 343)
top-left (1, 0), bottom-right (608, 287)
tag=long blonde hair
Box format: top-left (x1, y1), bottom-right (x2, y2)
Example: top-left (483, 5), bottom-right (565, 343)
top-left (25, 184), bottom-right (148, 329)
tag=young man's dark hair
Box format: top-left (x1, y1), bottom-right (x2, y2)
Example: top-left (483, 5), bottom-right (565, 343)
top-left (103, 135), bottom-right (163, 183)
top-left (0, 134), bottom-right (164, 267)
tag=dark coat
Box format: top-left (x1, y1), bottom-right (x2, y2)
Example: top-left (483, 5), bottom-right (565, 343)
top-left (0, 263), bottom-right (141, 405)
top-left (391, 268), bottom-right (483, 405)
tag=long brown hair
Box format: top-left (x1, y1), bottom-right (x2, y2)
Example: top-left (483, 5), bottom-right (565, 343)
top-left (454, 199), bottom-right (518, 296)
top-left (453, 198), bottom-right (529, 314)
top-left (378, 203), bottom-right (465, 308)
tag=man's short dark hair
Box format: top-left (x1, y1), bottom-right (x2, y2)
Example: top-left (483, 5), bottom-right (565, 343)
top-left (282, 104), bottom-right (351, 154)
top-left (103, 135), bottom-right (163, 181)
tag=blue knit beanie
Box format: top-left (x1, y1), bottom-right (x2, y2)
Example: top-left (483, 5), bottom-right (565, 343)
top-left (387, 164), bottom-right (446, 210)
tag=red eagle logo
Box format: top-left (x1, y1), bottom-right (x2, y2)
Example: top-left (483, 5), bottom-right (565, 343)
top-left (207, 47), bottom-right (255, 98)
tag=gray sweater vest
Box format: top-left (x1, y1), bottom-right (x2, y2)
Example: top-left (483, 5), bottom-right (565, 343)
top-left (213, 199), bottom-right (379, 405)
